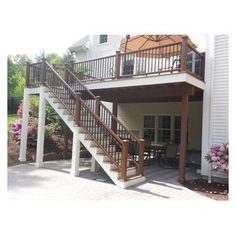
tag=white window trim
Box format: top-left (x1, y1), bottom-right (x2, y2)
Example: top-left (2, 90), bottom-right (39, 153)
top-left (98, 35), bottom-right (108, 45)
top-left (143, 114), bottom-right (182, 144)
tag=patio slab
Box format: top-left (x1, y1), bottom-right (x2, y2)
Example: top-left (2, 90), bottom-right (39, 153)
top-left (8, 159), bottom-right (212, 201)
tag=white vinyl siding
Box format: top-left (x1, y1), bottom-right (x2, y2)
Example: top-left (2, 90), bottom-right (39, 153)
top-left (210, 35), bottom-right (229, 144)
top-left (201, 35), bottom-right (229, 177)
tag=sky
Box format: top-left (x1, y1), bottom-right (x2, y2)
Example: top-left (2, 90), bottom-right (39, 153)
top-left (1, 0), bottom-right (226, 60)
top-left (6, 32), bottom-right (206, 60)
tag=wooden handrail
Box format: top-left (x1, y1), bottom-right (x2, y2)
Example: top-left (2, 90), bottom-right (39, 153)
top-left (45, 61), bottom-right (77, 98)
top-left (28, 59), bottom-right (144, 179)
top-left (66, 68), bottom-right (141, 144)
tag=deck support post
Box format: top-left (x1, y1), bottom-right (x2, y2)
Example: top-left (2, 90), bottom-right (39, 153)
top-left (71, 129), bottom-right (80, 176)
top-left (115, 51), bottom-right (121, 80)
top-left (18, 88), bottom-right (31, 162)
top-left (178, 95), bottom-right (189, 184)
top-left (180, 36), bottom-right (188, 72)
top-left (35, 87), bottom-right (46, 168)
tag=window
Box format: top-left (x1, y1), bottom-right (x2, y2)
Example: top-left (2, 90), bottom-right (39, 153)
top-left (194, 53), bottom-right (201, 76)
top-left (99, 35), bottom-right (108, 44)
top-left (143, 116), bottom-right (155, 142)
top-left (174, 116), bottom-right (181, 144)
top-left (158, 116), bottom-right (171, 142)
top-left (143, 115), bottom-right (185, 144)
top-left (187, 52), bottom-right (193, 72)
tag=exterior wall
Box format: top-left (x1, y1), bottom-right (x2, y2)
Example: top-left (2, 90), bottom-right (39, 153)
top-left (75, 50), bottom-right (88, 61)
top-left (89, 35), bottom-right (123, 59)
top-left (73, 35), bottom-right (124, 62)
top-left (118, 101), bottom-right (203, 151)
top-left (201, 35), bottom-right (229, 177)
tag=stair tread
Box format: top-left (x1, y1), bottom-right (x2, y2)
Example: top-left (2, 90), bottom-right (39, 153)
top-left (125, 174), bottom-right (143, 181)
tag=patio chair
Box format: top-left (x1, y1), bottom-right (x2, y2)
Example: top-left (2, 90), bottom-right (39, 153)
top-left (159, 143), bottom-right (179, 169)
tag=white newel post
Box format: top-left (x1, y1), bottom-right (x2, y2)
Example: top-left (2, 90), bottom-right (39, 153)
top-left (35, 87), bottom-right (46, 168)
top-left (18, 89), bottom-right (30, 161)
top-left (71, 130), bottom-right (80, 176)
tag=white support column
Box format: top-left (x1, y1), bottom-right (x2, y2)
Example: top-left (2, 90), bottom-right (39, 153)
top-left (90, 157), bottom-right (100, 172)
top-left (19, 89), bottom-right (30, 161)
top-left (71, 130), bottom-right (80, 177)
top-left (35, 87), bottom-right (46, 168)
top-left (90, 157), bottom-right (96, 172)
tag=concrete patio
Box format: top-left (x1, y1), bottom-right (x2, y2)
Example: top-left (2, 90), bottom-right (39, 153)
top-left (8, 159), bottom-right (212, 201)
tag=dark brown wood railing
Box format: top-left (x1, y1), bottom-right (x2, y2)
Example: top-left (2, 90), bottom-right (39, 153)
top-left (72, 40), bottom-right (204, 82)
top-left (64, 65), bottom-right (144, 178)
top-left (26, 62), bottom-right (42, 87)
top-left (27, 59), bottom-right (144, 180)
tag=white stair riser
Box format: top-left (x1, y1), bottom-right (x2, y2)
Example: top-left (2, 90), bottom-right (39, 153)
top-left (44, 90), bottom-right (145, 188)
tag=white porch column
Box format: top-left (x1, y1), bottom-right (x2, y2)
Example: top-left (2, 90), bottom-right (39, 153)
top-left (35, 87), bottom-right (46, 168)
top-left (18, 88), bottom-right (30, 161)
top-left (90, 157), bottom-right (100, 172)
top-left (71, 130), bottom-right (80, 176)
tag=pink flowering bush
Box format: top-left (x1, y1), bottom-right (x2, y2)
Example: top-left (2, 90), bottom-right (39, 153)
top-left (17, 103), bottom-right (33, 118)
top-left (10, 103), bottom-right (37, 144)
top-left (205, 143), bottom-right (229, 173)
top-left (11, 118), bottom-right (37, 144)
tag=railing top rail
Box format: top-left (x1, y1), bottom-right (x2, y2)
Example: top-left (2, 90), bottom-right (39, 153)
top-left (45, 61), bottom-right (77, 97)
top-left (68, 69), bottom-right (141, 144)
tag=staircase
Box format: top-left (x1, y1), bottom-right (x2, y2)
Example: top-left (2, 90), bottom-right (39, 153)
top-left (26, 59), bottom-right (145, 188)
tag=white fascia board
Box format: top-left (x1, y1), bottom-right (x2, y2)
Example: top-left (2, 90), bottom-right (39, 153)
top-left (86, 73), bottom-right (206, 91)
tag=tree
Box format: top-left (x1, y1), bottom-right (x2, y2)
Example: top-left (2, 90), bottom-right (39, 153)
top-left (8, 54), bottom-right (33, 98)
top-left (35, 51), bottom-right (74, 65)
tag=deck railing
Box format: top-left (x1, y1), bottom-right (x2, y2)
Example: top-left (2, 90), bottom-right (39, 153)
top-left (72, 38), bottom-right (205, 82)
top-left (25, 38), bottom-right (204, 87)
top-left (26, 59), bottom-right (144, 180)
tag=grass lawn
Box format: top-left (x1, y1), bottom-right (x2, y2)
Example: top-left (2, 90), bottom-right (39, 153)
top-left (8, 114), bottom-right (18, 125)
top-left (8, 114), bottom-right (18, 166)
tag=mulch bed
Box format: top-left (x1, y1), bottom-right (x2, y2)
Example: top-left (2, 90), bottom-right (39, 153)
top-left (184, 179), bottom-right (228, 201)
top-left (8, 133), bottom-right (72, 165)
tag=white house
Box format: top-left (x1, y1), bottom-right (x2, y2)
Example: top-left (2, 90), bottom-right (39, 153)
top-left (18, 34), bottom-right (228, 188)
top-left (68, 35), bottom-right (124, 61)
top-left (68, 34), bottom-right (229, 181)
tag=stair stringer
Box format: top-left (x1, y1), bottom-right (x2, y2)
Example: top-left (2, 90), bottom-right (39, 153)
top-left (43, 87), bottom-right (146, 188)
